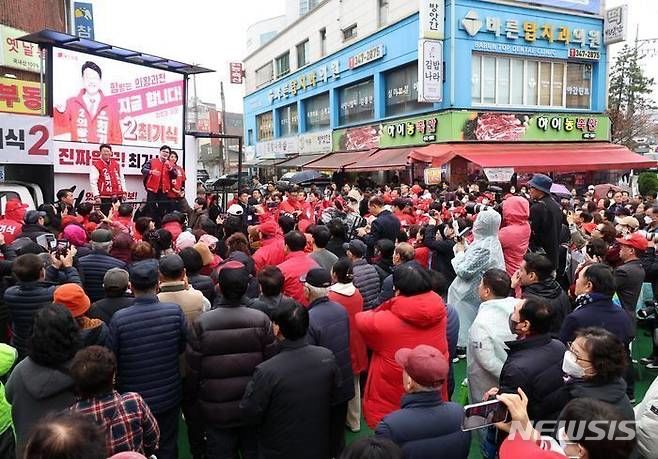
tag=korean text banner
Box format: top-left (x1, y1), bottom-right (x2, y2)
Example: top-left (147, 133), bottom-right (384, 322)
top-left (0, 25), bottom-right (41, 73)
top-left (52, 47), bottom-right (184, 149)
top-left (0, 77), bottom-right (44, 115)
top-left (0, 113), bottom-right (53, 164)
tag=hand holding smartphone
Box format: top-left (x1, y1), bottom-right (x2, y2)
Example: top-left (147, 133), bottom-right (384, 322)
top-left (461, 399), bottom-right (510, 431)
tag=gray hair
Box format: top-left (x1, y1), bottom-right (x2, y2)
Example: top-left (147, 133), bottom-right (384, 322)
top-left (91, 241), bottom-right (112, 252)
top-left (305, 284), bottom-right (328, 301)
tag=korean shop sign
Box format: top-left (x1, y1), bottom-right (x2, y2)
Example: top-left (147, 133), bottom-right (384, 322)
top-left (0, 78), bottom-right (44, 115)
top-left (0, 26), bottom-right (41, 73)
top-left (534, 114), bottom-right (606, 140)
top-left (268, 60), bottom-right (340, 104)
top-left (420, 0), bottom-right (445, 40)
top-left (381, 114), bottom-right (441, 147)
top-left (348, 44), bottom-right (385, 70)
top-left (0, 114), bottom-right (53, 164)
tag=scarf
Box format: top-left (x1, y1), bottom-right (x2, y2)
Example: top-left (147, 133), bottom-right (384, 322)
top-left (574, 292), bottom-right (610, 310)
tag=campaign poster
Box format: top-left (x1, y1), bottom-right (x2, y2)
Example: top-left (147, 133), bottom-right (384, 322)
top-left (51, 47), bottom-right (184, 149)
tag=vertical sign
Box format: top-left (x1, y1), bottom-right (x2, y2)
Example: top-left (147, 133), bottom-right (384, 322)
top-left (418, 39), bottom-right (443, 103)
top-left (73, 2), bottom-right (95, 40)
top-left (419, 0), bottom-right (445, 39)
top-left (604, 4), bottom-right (627, 45)
top-left (229, 62), bottom-right (244, 84)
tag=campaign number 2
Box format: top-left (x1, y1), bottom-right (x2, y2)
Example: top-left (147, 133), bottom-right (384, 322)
top-left (28, 125), bottom-right (49, 156)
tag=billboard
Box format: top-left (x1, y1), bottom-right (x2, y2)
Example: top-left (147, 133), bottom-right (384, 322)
top-left (0, 114), bottom-right (53, 164)
top-left (52, 47), bottom-right (185, 149)
top-left (0, 25), bottom-right (41, 73)
top-left (0, 77), bottom-right (44, 115)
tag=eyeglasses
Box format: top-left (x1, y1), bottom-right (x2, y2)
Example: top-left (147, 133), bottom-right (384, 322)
top-left (567, 342), bottom-right (592, 363)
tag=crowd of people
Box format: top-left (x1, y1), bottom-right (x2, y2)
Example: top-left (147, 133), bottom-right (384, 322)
top-left (0, 164), bottom-right (657, 459)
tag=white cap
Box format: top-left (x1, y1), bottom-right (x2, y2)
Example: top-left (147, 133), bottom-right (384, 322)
top-left (227, 204), bottom-right (244, 216)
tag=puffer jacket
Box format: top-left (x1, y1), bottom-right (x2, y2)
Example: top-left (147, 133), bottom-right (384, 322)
top-left (307, 296), bottom-right (355, 404)
top-left (352, 258), bottom-right (381, 310)
top-left (522, 278), bottom-right (571, 334)
top-left (188, 273), bottom-right (216, 304)
top-left (253, 236), bottom-right (286, 273)
top-left (561, 378), bottom-right (634, 422)
top-left (355, 290), bottom-right (448, 428)
top-left (78, 250), bottom-right (128, 303)
top-left (185, 297), bottom-right (276, 427)
top-left (499, 197), bottom-right (531, 276)
top-left (109, 295), bottom-right (187, 414)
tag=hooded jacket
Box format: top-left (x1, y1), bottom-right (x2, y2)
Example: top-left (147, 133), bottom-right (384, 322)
top-left (6, 358), bottom-right (76, 452)
top-left (522, 279), bottom-right (572, 334)
top-left (563, 378), bottom-right (634, 422)
top-left (355, 290), bottom-right (448, 428)
top-left (328, 283), bottom-right (368, 374)
top-left (499, 197), bottom-right (531, 276)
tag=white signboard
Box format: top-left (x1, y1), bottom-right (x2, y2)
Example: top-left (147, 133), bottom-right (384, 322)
top-left (604, 5), bottom-right (627, 45)
top-left (255, 137), bottom-right (299, 159)
top-left (348, 44), bottom-right (386, 69)
top-left (484, 167), bottom-right (514, 182)
top-left (420, 0), bottom-right (445, 40)
top-left (418, 39), bottom-right (443, 103)
top-left (0, 114), bottom-right (53, 164)
top-left (298, 130), bottom-right (332, 154)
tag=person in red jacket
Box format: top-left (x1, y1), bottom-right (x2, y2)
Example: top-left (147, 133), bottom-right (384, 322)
top-left (166, 152), bottom-right (186, 212)
top-left (499, 196), bottom-right (531, 277)
top-left (279, 186), bottom-right (304, 216)
top-left (252, 220), bottom-right (285, 272)
top-left (355, 263), bottom-right (448, 428)
top-left (328, 257), bottom-right (367, 433)
top-left (141, 145), bottom-right (173, 223)
top-left (0, 199), bottom-right (27, 244)
top-left (90, 144), bottom-right (126, 216)
top-left (276, 231), bottom-right (318, 306)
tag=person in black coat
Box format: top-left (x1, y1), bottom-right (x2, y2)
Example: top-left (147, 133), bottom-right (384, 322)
top-left (77, 229), bottom-right (128, 303)
top-left (303, 268), bottom-right (355, 458)
top-left (423, 221), bottom-right (457, 283)
top-left (19, 210), bottom-right (52, 242)
top-left (375, 344), bottom-right (470, 459)
top-left (240, 301), bottom-right (341, 459)
top-left (527, 174), bottom-right (563, 269)
top-left (614, 233), bottom-right (647, 317)
top-left (494, 297), bottom-right (566, 423)
top-left (179, 247), bottom-right (216, 305)
top-left (87, 268), bottom-right (134, 324)
top-left (357, 197), bottom-right (400, 258)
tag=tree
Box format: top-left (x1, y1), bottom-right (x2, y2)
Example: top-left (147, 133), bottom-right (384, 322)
top-left (638, 171), bottom-right (658, 196)
top-left (607, 44), bottom-right (656, 148)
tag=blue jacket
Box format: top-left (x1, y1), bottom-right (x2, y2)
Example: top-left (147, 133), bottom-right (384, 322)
top-left (109, 295), bottom-right (187, 414)
top-left (352, 259), bottom-right (381, 310)
top-left (78, 250), bottom-right (127, 303)
top-left (4, 266), bottom-right (81, 360)
top-left (307, 296), bottom-right (355, 404)
top-left (376, 391), bottom-right (471, 459)
top-left (559, 296), bottom-right (634, 346)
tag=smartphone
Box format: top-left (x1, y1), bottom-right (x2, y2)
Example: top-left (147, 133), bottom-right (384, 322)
top-left (36, 233), bottom-right (56, 252)
top-left (54, 240), bottom-right (70, 258)
top-left (461, 399), bottom-right (510, 431)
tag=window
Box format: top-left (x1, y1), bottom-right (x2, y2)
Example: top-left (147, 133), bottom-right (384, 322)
top-left (378, 0), bottom-right (389, 27)
top-left (275, 52), bottom-right (290, 79)
top-left (342, 24), bottom-right (357, 41)
top-left (304, 92), bottom-right (330, 131)
top-left (385, 62), bottom-right (432, 116)
top-left (247, 129), bottom-right (254, 145)
top-left (471, 54), bottom-right (591, 109)
top-left (299, 0), bottom-right (321, 15)
top-left (319, 28), bottom-right (327, 57)
top-left (339, 79), bottom-right (374, 125)
top-left (255, 62), bottom-right (273, 88)
top-left (296, 40), bottom-right (310, 68)
top-left (256, 112), bottom-right (273, 141)
top-left (278, 103), bottom-right (299, 137)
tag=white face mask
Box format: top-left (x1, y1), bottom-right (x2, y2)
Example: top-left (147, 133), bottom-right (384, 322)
top-left (562, 350), bottom-right (585, 379)
top-left (557, 427), bottom-right (582, 459)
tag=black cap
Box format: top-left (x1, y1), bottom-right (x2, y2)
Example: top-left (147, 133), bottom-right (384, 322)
top-left (129, 259), bottom-right (159, 290)
top-left (343, 239), bottom-right (367, 258)
top-left (91, 229), bottom-right (113, 243)
top-left (301, 267), bottom-right (332, 288)
top-left (24, 210), bottom-right (46, 224)
top-left (159, 254), bottom-right (185, 278)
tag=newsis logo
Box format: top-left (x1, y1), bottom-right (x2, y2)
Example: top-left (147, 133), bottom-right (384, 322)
top-left (507, 420), bottom-right (636, 441)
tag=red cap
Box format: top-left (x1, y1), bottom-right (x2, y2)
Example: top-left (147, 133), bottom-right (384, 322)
top-left (53, 283), bottom-right (91, 317)
top-left (257, 220), bottom-right (279, 237)
top-left (411, 184), bottom-right (422, 194)
top-left (499, 437), bottom-right (566, 459)
top-left (394, 345), bottom-right (448, 388)
top-left (216, 260), bottom-right (245, 274)
top-left (616, 232), bottom-right (648, 252)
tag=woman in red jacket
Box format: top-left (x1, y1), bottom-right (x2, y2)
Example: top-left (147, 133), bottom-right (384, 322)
top-left (355, 264), bottom-right (448, 429)
top-left (328, 257), bottom-right (367, 433)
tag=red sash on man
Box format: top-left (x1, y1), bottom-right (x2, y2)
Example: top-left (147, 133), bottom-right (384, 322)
top-left (145, 158), bottom-right (172, 194)
top-left (93, 159), bottom-right (123, 197)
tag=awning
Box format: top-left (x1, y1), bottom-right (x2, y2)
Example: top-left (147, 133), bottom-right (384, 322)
top-left (255, 158), bottom-right (287, 167)
top-left (343, 148), bottom-right (411, 171)
top-left (276, 153), bottom-right (328, 169)
top-left (410, 143), bottom-right (657, 173)
top-left (304, 150), bottom-right (375, 170)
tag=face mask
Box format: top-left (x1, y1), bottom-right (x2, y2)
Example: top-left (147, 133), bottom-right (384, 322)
top-left (562, 350), bottom-right (585, 379)
top-left (508, 314), bottom-right (519, 336)
top-left (557, 427), bottom-right (582, 459)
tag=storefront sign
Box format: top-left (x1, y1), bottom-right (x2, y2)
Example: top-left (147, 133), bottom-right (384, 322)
top-left (424, 167), bottom-right (443, 185)
top-left (268, 60), bottom-right (340, 104)
top-left (382, 115), bottom-right (439, 144)
top-left (73, 2), bottom-right (95, 40)
top-left (229, 62), bottom-right (243, 84)
top-left (568, 48), bottom-right (600, 60)
top-left (298, 130), bottom-right (332, 154)
top-left (420, 0), bottom-right (445, 40)
top-left (348, 44), bottom-right (385, 70)
top-left (418, 39), bottom-right (443, 103)
top-left (0, 26), bottom-right (41, 73)
top-left (482, 0), bottom-right (601, 16)
top-left (460, 10), bottom-right (601, 50)
top-left (534, 114), bottom-right (601, 139)
top-left (255, 136), bottom-right (298, 159)
top-left (473, 41), bottom-right (563, 58)
top-left (0, 78), bottom-right (43, 115)
top-left (484, 167), bottom-right (514, 182)
top-left (0, 114), bottom-right (52, 164)
top-left (604, 5), bottom-right (627, 45)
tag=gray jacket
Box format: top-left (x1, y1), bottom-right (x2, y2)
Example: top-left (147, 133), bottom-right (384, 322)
top-left (352, 258), bottom-right (381, 310)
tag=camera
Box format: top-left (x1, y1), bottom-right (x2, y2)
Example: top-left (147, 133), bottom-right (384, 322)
top-left (465, 203), bottom-right (492, 215)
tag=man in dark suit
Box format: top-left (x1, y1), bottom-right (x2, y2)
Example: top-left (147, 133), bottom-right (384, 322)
top-left (614, 232), bottom-right (647, 317)
top-left (357, 196), bottom-right (401, 258)
top-left (527, 174), bottom-right (563, 269)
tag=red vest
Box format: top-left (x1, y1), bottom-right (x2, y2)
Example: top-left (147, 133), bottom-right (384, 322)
top-left (145, 158), bottom-right (171, 193)
top-left (93, 159), bottom-right (123, 197)
top-left (167, 165), bottom-right (185, 198)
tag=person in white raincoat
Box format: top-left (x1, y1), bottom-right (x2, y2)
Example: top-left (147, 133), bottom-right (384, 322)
top-left (448, 208), bottom-right (506, 349)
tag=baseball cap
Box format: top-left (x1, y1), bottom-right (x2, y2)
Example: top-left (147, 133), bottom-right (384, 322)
top-left (159, 254), bottom-right (185, 277)
top-left (129, 259), bottom-right (159, 290)
top-left (615, 216), bottom-right (639, 229)
top-left (411, 184), bottom-right (422, 194)
top-left (616, 232), bottom-right (648, 252)
top-left (24, 210), bottom-right (46, 224)
top-left (91, 228), bottom-right (113, 243)
top-left (53, 283), bottom-right (91, 318)
top-left (301, 267), bottom-right (332, 287)
top-left (499, 437), bottom-right (566, 459)
top-left (103, 268), bottom-right (129, 291)
top-left (343, 239), bottom-right (367, 258)
top-left (394, 344), bottom-right (449, 388)
top-left (227, 204), bottom-right (244, 216)
top-left (257, 220), bottom-right (279, 237)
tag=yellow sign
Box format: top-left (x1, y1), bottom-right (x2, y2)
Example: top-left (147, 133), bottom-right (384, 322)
top-left (424, 167), bottom-right (443, 185)
top-left (0, 77), bottom-right (43, 115)
top-left (0, 25), bottom-right (41, 73)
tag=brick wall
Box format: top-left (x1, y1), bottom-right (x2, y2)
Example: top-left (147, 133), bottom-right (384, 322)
top-left (0, 0), bottom-right (67, 33)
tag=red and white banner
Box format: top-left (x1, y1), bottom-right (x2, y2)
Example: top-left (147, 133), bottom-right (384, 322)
top-left (0, 113), bottom-right (53, 164)
top-left (229, 62), bottom-right (243, 84)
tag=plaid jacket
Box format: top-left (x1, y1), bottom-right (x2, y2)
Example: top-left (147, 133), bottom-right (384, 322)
top-left (71, 390), bottom-right (159, 456)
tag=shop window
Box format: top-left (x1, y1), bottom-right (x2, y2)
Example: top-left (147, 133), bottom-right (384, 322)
top-left (472, 53), bottom-right (591, 109)
top-left (255, 62), bottom-right (273, 88)
top-left (275, 52), bottom-right (290, 79)
top-left (256, 111), bottom-right (273, 141)
top-left (338, 79), bottom-right (374, 125)
top-left (385, 62), bottom-right (432, 116)
top-left (304, 92), bottom-right (330, 131)
top-left (278, 103), bottom-right (299, 137)
top-left (296, 40), bottom-right (309, 68)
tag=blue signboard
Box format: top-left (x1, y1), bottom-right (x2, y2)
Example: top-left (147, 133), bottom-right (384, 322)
top-left (73, 2), bottom-right (95, 40)
top-left (481, 0), bottom-right (601, 16)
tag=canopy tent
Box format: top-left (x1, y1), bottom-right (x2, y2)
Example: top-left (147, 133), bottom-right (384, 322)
top-left (342, 148), bottom-right (412, 171)
top-left (304, 150), bottom-right (375, 170)
top-left (275, 153), bottom-right (328, 169)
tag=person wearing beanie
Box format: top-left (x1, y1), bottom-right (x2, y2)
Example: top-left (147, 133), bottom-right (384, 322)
top-left (88, 268), bottom-right (134, 324)
top-left (19, 210), bottom-right (51, 242)
top-left (54, 283), bottom-right (110, 348)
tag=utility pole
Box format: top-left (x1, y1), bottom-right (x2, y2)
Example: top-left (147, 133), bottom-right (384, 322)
top-left (220, 81), bottom-right (226, 174)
